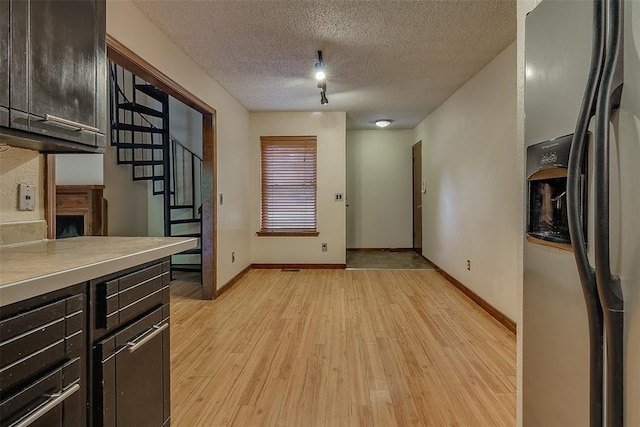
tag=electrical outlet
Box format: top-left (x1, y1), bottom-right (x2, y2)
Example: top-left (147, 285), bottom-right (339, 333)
top-left (334, 193), bottom-right (343, 202)
top-left (232, 251), bottom-right (235, 263)
top-left (467, 260), bottom-right (471, 271)
top-left (321, 243), bottom-right (328, 252)
top-left (219, 193), bottom-right (224, 205)
top-left (18, 184), bottom-right (35, 211)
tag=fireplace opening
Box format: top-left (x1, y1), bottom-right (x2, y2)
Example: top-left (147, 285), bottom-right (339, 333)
top-left (56, 215), bottom-right (85, 239)
top-left (55, 185), bottom-right (107, 238)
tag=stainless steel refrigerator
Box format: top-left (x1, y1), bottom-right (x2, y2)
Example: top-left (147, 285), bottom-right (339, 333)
top-left (523, 0), bottom-right (640, 425)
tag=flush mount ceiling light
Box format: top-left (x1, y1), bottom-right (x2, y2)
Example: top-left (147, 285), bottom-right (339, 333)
top-left (375, 119), bottom-right (393, 128)
top-left (315, 51), bottom-right (326, 81)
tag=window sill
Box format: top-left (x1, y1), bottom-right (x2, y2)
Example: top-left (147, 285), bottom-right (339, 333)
top-left (256, 231), bottom-right (319, 237)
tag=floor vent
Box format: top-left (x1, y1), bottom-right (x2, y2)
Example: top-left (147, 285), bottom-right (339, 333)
top-left (281, 269), bottom-right (301, 272)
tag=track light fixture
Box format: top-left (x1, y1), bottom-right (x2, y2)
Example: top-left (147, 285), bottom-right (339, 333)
top-left (315, 51), bottom-right (328, 105)
top-left (315, 51), bottom-right (326, 81)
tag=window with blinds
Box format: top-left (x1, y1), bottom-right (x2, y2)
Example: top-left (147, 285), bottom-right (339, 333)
top-left (259, 136), bottom-right (318, 235)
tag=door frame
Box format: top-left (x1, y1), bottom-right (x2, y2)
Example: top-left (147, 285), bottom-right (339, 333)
top-left (412, 141), bottom-right (422, 254)
top-left (107, 35), bottom-right (217, 299)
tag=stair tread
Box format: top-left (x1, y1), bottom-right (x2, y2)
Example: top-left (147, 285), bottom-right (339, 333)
top-left (117, 160), bottom-right (163, 166)
top-left (114, 123), bottom-right (165, 134)
top-left (171, 266), bottom-right (202, 273)
top-left (135, 84), bottom-right (169, 102)
top-left (133, 176), bottom-right (164, 181)
top-left (112, 142), bottom-right (165, 149)
top-left (179, 248), bottom-right (202, 255)
top-left (171, 264), bottom-right (202, 273)
top-left (170, 218), bottom-right (201, 224)
top-left (118, 102), bottom-right (167, 118)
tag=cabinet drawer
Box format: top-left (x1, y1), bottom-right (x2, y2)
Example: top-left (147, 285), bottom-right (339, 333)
top-left (95, 261), bottom-right (170, 333)
top-left (0, 358), bottom-right (81, 427)
top-left (0, 294), bottom-right (84, 394)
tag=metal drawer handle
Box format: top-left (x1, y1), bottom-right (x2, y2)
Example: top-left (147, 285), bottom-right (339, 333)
top-left (14, 383), bottom-right (80, 427)
top-left (127, 322), bottom-right (168, 353)
top-left (43, 114), bottom-right (100, 133)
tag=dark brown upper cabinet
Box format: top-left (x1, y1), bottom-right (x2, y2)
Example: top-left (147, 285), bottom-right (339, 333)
top-left (0, 1), bottom-right (8, 128)
top-left (1, 0), bottom-right (106, 153)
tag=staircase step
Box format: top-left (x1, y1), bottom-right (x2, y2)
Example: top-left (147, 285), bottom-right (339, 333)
top-left (114, 123), bottom-right (165, 134)
top-left (170, 218), bottom-right (201, 225)
top-left (118, 102), bottom-right (167, 118)
top-left (170, 264), bottom-right (201, 273)
top-left (171, 233), bottom-right (201, 238)
top-left (117, 160), bottom-right (164, 166)
top-left (135, 84), bottom-right (169, 102)
top-left (179, 248), bottom-right (202, 255)
top-left (112, 142), bottom-right (165, 149)
top-left (133, 175), bottom-right (164, 181)
top-left (170, 205), bottom-right (195, 210)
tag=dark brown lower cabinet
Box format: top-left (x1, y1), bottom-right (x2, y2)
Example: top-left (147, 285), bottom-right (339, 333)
top-left (0, 285), bottom-right (86, 427)
top-left (90, 258), bottom-right (171, 427)
top-left (0, 257), bottom-right (171, 427)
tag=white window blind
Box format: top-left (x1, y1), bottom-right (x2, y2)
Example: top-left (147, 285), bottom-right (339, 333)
top-left (260, 136), bottom-right (317, 234)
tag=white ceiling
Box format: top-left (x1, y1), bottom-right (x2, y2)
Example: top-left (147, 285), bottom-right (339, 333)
top-left (130, 0), bottom-right (516, 130)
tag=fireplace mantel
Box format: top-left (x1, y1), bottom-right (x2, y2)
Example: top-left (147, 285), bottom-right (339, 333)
top-left (56, 185), bottom-right (107, 237)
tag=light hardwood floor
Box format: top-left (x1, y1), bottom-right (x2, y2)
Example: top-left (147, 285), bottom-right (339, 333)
top-left (170, 269), bottom-right (516, 426)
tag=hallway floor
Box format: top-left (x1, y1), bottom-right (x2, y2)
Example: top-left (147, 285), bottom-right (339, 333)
top-left (346, 250), bottom-right (435, 270)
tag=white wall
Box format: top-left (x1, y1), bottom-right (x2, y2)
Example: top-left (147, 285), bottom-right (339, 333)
top-left (107, 0), bottom-right (252, 289)
top-left (346, 129), bottom-right (415, 249)
top-left (0, 148), bottom-right (46, 244)
top-left (0, 146), bottom-right (46, 243)
top-left (103, 141), bottom-right (149, 236)
top-left (170, 97), bottom-right (202, 157)
top-left (56, 154), bottom-right (104, 185)
top-left (0, 148), bottom-right (44, 223)
top-left (250, 112), bottom-right (346, 264)
top-left (414, 41), bottom-right (518, 321)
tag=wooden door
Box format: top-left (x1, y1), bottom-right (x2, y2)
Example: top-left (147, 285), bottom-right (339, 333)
top-left (412, 142), bottom-right (422, 252)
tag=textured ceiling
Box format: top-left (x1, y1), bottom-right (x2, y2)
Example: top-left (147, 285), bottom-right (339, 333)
top-left (130, 0), bottom-right (516, 129)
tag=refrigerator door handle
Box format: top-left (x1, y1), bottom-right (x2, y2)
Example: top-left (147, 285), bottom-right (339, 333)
top-left (594, 0), bottom-right (625, 425)
top-left (567, 0), bottom-right (606, 425)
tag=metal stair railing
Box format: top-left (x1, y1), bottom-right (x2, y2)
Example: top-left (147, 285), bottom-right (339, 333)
top-left (109, 62), bottom-right (203, 274)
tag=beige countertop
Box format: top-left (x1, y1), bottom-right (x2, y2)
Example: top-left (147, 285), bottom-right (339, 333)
top-left (0, 236), bottom-right (198, 307)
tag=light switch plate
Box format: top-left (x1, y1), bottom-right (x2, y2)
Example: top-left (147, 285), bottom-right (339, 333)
top-left (18, 184), bottom-right (36, 211)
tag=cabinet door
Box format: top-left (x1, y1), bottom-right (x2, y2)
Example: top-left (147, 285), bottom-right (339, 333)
top-left (96, 309), bottom-right (168, 427)
top-left (10, 0), bottom-right (104, 147)
top-left (0, 0), bottom-right (8, 127)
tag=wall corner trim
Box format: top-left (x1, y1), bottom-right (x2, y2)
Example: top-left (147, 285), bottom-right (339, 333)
top-left (216, 264), bottom-right (252, 297)
top-left (251, 263), bottom-right (346, 270)
top-left (421, 255), bottom-right (517, 334)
